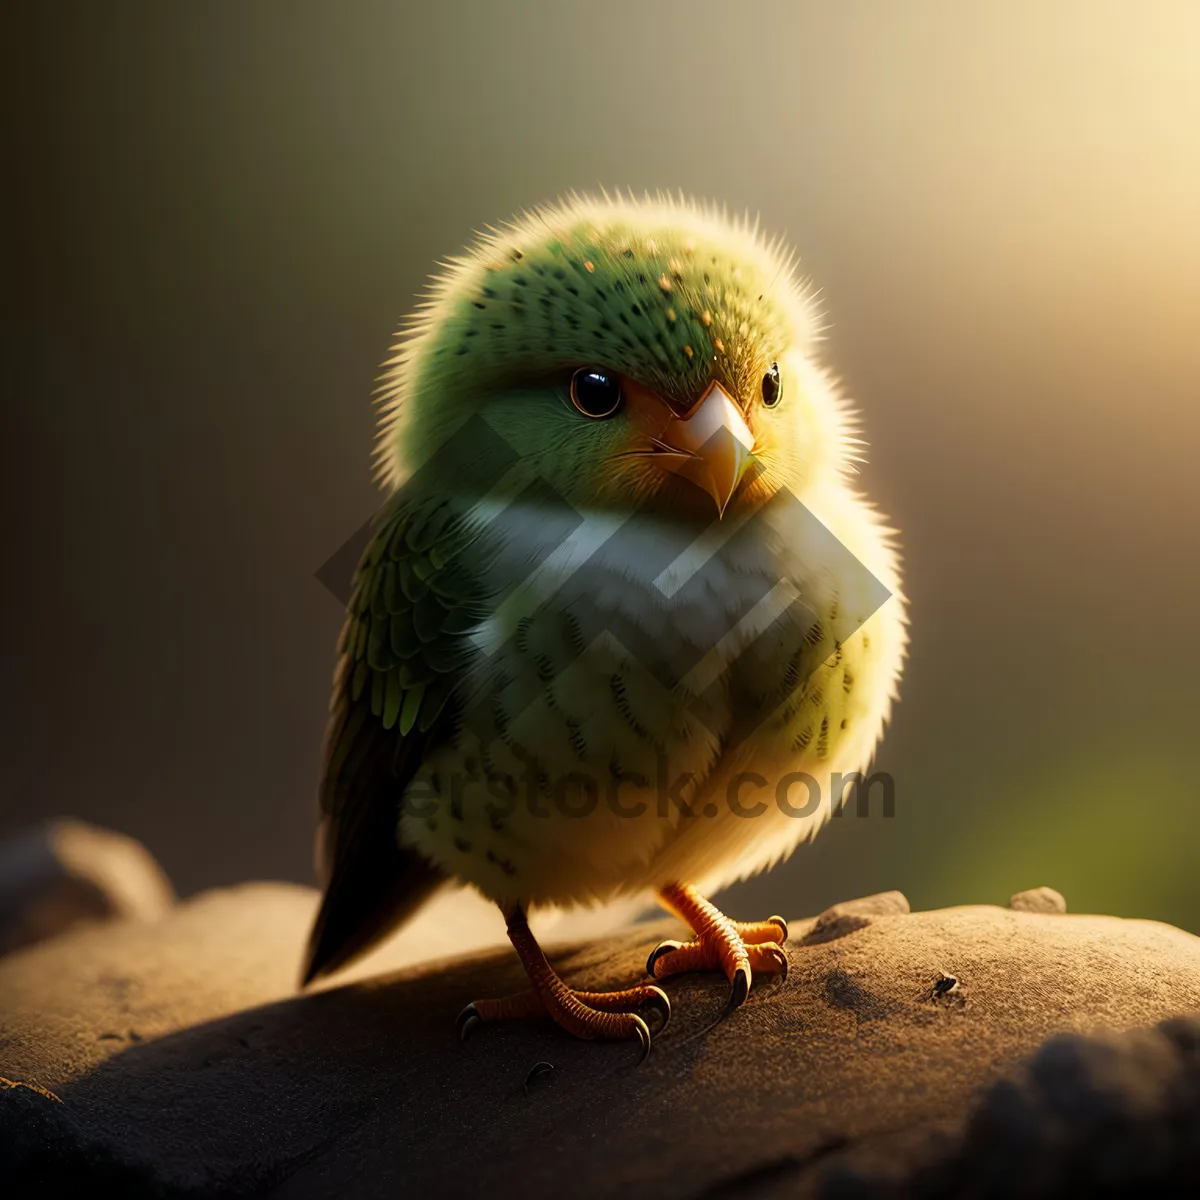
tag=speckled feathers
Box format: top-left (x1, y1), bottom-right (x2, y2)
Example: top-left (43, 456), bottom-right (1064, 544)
top-left (375, 193), bottom-right (824, 487)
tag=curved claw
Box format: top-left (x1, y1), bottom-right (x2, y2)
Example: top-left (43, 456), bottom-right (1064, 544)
top-left (727, 965), bottom-right (751, 1012)
top-left (646, 940), bottom-right (683, 978)
top-left (768, 915), bottom-right (789, 943)
top-left (455, 1002), bottom-right (481, 1042)
top-left (768, 945), bottom-right (790, 983)
top-left (524, 1061), bottom-right (555, 1089)
top-left (642, 985), bottom-right (672, 1034)
top-left (763, 945), bottom-right (792, 984)
top-left (631, 1014), bottom-right (652, 1065)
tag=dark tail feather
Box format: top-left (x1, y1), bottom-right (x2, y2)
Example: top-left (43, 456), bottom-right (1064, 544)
top-left (301, 834), bottom-right (446, 986)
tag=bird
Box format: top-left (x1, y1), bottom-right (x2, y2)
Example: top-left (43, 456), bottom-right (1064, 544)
top-left (302, 192), bottom-right (907, 1057)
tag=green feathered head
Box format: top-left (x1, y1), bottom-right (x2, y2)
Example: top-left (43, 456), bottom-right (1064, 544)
top-left (376, 193), bottom-right (858, 517)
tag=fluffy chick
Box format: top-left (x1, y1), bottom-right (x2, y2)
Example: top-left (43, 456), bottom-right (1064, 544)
top-left (303, 193), bottom-right (907, 1055)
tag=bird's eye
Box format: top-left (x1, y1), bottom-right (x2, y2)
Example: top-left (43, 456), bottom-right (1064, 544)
top-left (570, 366), bottom-right (623, 419)
top-left (762, 362), bottom-right (782, 408)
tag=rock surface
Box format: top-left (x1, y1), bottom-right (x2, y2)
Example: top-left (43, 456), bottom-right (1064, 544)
top-left (2, 883), bottom-right (1200, 1197)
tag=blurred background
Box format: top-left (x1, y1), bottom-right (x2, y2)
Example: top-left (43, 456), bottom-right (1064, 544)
top-left (4, 1), bottom-right (1198, 932)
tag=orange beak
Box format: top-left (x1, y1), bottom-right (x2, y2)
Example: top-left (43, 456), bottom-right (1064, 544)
top-left (650, 382), bottom-right (756, 516)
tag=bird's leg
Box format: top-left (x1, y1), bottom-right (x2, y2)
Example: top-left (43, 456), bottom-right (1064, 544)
top-left (647, 882), bottom-right (789, 1009)
top-left (456, 907), bottom-right (670, 1059)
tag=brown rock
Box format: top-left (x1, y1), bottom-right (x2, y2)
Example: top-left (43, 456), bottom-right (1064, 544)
top-left (1008, 886), bottom-right (1068, 914)
top-left (0, 820), bottom-right (174, 957)
top-left (802, 889), bottom-right (912, 944)
top-left (2, 884), bottom-right (1199, 1197)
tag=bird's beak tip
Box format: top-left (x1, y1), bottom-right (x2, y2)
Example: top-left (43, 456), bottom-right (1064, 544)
top-left (654, 383), bottom-right (756, 516)
top-left (704, 438), bottom-right (755, 519)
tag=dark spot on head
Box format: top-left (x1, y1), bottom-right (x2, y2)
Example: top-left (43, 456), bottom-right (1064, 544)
top-left (473, 302), bottom-right (487, 310)
top-left (514, 276), bottom-right (527, 287)
top-left (482, 287), bottom-right (496, 299)
top-left (623, 248), bottom-right (634, 259)
top-left (511, 249), bottom-right (524, 261)
top-left (630, 303), bottom-right (641, 316)
top-left (553, 268), bottom-right (566, 280)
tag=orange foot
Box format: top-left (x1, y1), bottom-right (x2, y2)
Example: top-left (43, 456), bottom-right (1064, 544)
top-left (647, 882), bottom-right (789, 1009)
top-left (457, 908), bottom-right (670, 1062)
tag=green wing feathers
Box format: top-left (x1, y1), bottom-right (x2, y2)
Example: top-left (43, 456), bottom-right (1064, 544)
top-left (302, 496), bottom-right (484, 984)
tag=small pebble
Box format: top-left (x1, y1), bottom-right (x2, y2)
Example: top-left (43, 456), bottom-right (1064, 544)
top-left (1009, 887), bottom-right (1067, 914)
top-left (933, 973), bottom-right (959, 998)
top-left (816, 890), bottom-right (911, 923)
top-left (805, 891), bottom-right (911, 943)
